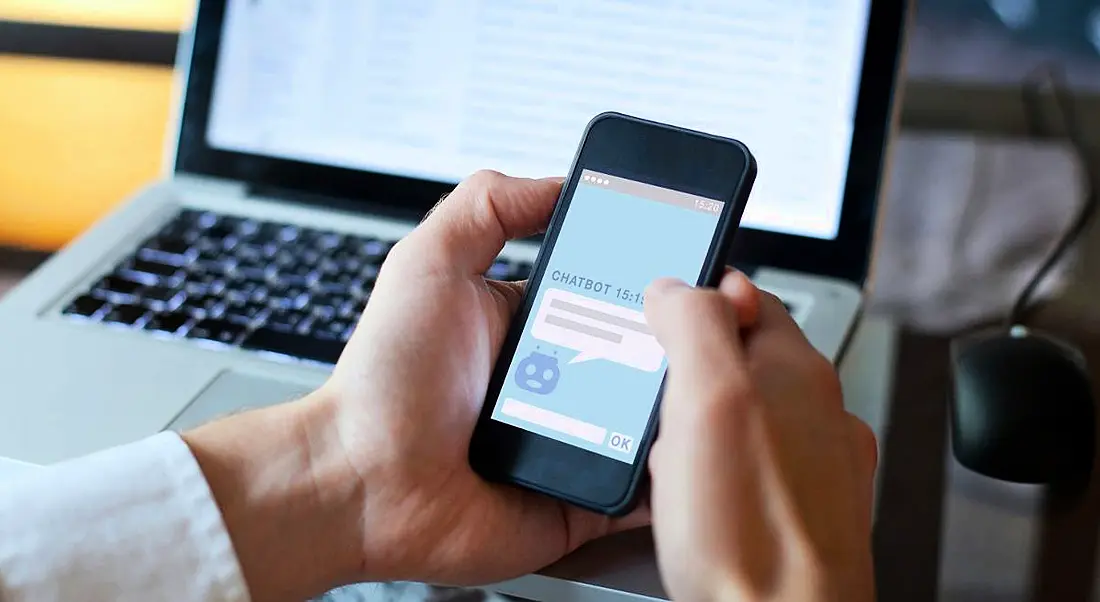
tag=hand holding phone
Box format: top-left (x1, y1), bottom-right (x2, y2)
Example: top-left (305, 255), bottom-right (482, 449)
top-left (469, 113), bottom-right (757, 514)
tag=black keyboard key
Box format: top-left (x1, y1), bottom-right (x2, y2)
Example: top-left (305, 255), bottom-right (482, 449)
top-left (142, 285), bottom-right (184, 310)
top-left (180, 295), bottom-right (225, 319)
top-left (194, 238), bottom-right (228, 259)
top-left (224, 289), bottom-right (250, 306)
top-left (513, 262), bottom-right (533, 280)
top-left (265, 310), bottom-right (308, 332)
top-left (199, 278), bottom-right (228, 296)
top-left (187, 318), bottom-right (246, 345)
top-left (242, 328), bottom-right (345, 364)
top-left (300, 248), bottom-right (323, 267)
top-left (309, 292), bottom-right (343, 308)
top-left (103, 304), bottom-right (147, 326)
top-left (64, 295), bottom-right (106, 318)
top-left (232, 243), bottom-right (265, 262)
top-left (258, 222), bottom-right (300, 243)
top-left (233, 263), bottom-right (269, 283)
top-left (294, 316), bottom-right (317, 336)
top-left (316, 319), bottom-right (350, 340)
top-left (145, 312), bottom-right (190, 334)
top-left (276, 266), bottom-right (318, 288)
top-left (190, 258), bottom-right (236, 277)
top-left (131, 257), bottom-right (181, 278)
top-left (359, 264), bottom-right (380, 283)
top-left (205, 221), bottom-right (237, 240)
top-left (94, 275), bottom-right (143, 301)
top-left (317, 258), bottom-right (343, 277)
top-left (337, 300), bottom-right (362, 320)
top-left (268, 288), bottom-right (310, 310)
top-left (139, 237), bottom-right (193, 265)
top-left (310, 304), bottom-right (336, 321)
top-left (310, 232), bottom-right (343, 251)
top-left (248, 286), bottom-right (270, 305)
top-left (224, 302), bottom-right (269, 326)
top-left (180, 209), bottom-right (218, 229)
top-left (120, 260), bottom-right (180, 286)
top-left (271, 251), bottom-right (300, 270)
top-left (220, 236), bottom-right (241, 252)
top-left (313, 278), bottom-right (349, 295)
top-left (361, 239), bottom-right (393, 263)
top-left (486, 260), bottom-right (511, 280)
top-left (235, 218), bottom-right (260, 238)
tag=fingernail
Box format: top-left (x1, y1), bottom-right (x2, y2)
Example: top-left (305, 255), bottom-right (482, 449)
top-left (719, 271), bottom-right (748, 296)
top-left (648, 278), bottom-right (688, 294)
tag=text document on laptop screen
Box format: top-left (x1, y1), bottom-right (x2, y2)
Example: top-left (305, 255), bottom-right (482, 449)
top-left (206, 0), bottom-right (871, 240)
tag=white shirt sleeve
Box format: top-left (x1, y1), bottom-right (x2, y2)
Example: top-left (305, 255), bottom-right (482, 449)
top-left (0, 432), bottom-right (250, 602)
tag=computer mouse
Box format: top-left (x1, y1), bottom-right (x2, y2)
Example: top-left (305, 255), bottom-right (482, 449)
top-left (949, 327), bottom-right (1095, 485)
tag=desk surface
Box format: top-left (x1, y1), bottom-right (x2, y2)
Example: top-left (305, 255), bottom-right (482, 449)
top-left (490, 316), bottom-right (899, 602)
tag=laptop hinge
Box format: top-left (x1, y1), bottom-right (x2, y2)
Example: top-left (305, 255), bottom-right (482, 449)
top-left (173, 173), bottom-right (248, 198)
top-left (246, 183), bottom-right (425, 224)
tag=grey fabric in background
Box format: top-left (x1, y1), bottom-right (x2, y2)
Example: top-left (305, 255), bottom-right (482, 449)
top-left (867, 134), bottom-right (1085, 332)
top-left (866, 0), bottom-right (1100, 333)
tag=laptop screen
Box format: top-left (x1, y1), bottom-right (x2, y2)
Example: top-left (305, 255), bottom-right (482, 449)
top-left (205, 0), bottom-right (871, 241)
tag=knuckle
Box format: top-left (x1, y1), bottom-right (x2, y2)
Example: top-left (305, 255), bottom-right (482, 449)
top-left (701, 373), bottom-right (757, 413)
top-left (465, 169), bottom-right (506, 190)
top-left (668, 288), bottom-right (732, 321)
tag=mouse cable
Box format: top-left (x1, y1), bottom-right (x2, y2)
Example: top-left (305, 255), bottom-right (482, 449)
top-left (1005, 64), bottom-right (1100, 328)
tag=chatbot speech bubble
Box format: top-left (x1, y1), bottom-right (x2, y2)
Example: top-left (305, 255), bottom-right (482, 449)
top-left (531, 288), bottom-right (664, 372)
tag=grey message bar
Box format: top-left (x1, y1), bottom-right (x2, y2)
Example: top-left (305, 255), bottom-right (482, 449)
top-left (549, 299), bottom-right (652, 335)
top-left (581, 169), bottom-right (724, 215)
top-left (544, 315), bottom-right (623, 343)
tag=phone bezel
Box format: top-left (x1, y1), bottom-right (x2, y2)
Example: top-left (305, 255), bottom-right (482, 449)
top-left (469, 112), bottom-right (757, 515)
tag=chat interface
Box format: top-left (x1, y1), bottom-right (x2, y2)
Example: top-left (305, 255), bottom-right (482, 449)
top-left (490, 170), bottom-right (723, 463)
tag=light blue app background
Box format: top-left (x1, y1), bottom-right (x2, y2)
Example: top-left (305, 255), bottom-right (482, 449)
top-left (490, 180), bottom-right (720, 463)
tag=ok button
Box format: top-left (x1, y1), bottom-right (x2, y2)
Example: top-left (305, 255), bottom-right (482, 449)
top-left (608, 432), bottom-right (634, 454)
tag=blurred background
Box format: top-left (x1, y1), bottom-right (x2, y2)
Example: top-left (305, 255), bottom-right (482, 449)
top-left (2, 0), bottom-right (1100, 324)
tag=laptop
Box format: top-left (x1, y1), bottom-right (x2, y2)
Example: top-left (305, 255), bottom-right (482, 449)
top-left (0, 0), bottom-right (906, 465)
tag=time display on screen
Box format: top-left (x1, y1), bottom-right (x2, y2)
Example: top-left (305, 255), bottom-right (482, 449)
top-left (694, 199), bottom-right (723, 214)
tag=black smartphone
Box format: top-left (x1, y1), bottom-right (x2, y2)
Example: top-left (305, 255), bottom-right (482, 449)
top-left (469, 112), bottom-right (757, 515)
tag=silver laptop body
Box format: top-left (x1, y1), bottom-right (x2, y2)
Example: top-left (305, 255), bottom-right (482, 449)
top-left (0, 0), bottom-right (904, 465)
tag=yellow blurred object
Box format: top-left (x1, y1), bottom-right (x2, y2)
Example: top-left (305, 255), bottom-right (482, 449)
top-left (0, 0), bottom-right (193, 31)
top-left (0, 55), bottom-right (174, 251)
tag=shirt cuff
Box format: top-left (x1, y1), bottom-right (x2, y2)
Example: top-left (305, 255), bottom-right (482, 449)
top-left (0, 432), bottom-right (250, 602)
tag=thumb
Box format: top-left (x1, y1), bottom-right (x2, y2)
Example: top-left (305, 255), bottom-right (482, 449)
top-left (394, 171), bottom-right (561, 276)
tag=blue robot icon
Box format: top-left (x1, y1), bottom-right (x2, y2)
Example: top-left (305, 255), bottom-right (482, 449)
top-left (515, 350), bottom-right (561, 395)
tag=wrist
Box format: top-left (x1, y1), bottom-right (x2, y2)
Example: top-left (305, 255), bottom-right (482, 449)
top-left (183, 389), bottom-right (365, 602)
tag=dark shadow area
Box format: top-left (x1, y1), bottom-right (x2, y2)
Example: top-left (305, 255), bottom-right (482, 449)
top-left (873, 330), bottom-right (953, 602)
top-left (1030, 328), bottom-right (1100, 601)
top-left (0, 20), bottom-right (178, 66)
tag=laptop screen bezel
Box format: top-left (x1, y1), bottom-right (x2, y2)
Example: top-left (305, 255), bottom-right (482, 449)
top-left (173, 0), bottom-right (908, 284)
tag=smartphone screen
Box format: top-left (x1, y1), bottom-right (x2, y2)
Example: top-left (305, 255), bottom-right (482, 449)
top-left (488, 169), bottom-right (724, 463)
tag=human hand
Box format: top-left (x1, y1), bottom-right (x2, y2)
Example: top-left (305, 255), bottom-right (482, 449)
top-left (324, 170), bottom-right (655, 584)
top-left (186, 172), bottom-right (650, 601)
top-left (644, 277), bottom-right (877, 602)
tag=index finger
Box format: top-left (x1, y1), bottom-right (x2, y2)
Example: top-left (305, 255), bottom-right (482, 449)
top-left (644, 279), bottom-right (747, 376)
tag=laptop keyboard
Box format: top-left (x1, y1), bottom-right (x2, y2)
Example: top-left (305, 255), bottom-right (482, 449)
top-left (62, 209), bottom-right (532, 365)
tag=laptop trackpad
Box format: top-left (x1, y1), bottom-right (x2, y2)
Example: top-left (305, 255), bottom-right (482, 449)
top-left (166, 370), bottom-right (314, 432)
